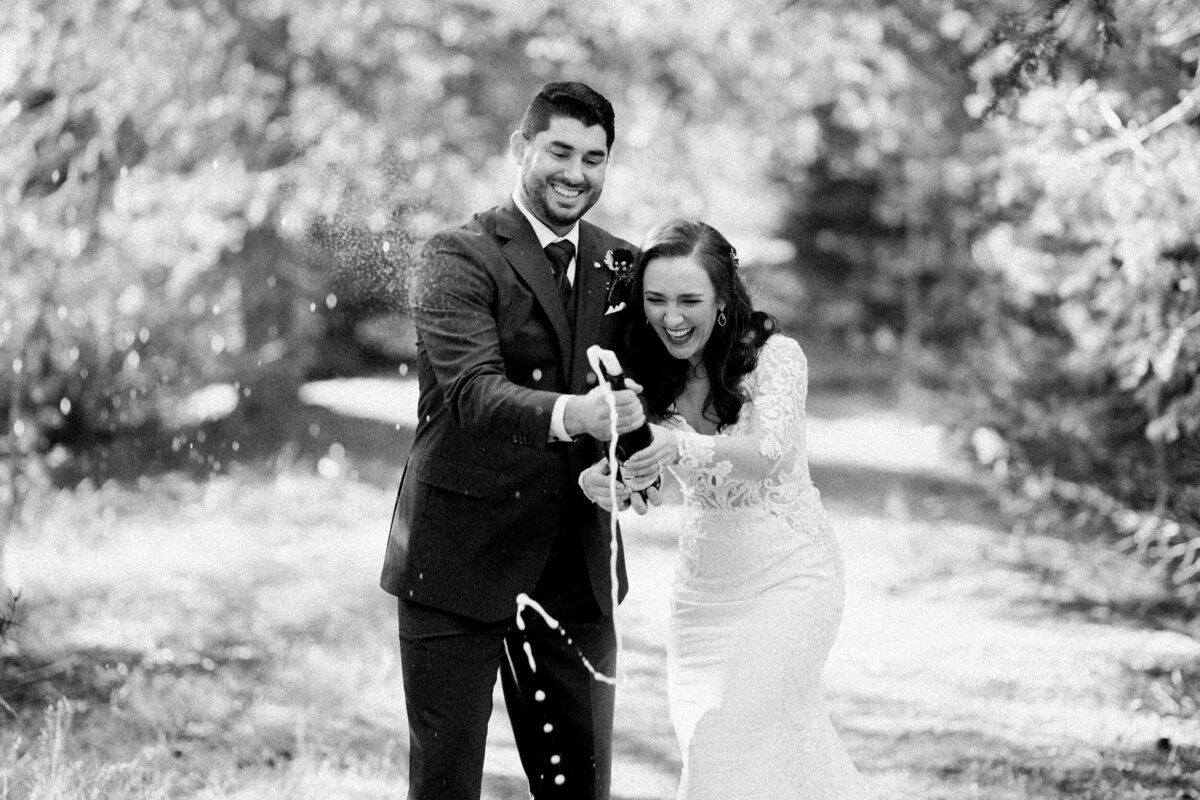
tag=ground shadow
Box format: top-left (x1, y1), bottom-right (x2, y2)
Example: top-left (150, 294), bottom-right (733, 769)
top-left (813, 459), bottom-right (1000, 529)
top-left (839, 692), bottom-right (1198, 799)
top-left (48, 393), bottom-right (414, 491)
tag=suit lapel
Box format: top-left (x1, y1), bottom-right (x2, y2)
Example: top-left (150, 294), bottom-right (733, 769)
top-left (495, 201), bottom-right (572, 380)
top-left (569, 223), bottom-right (609, 392)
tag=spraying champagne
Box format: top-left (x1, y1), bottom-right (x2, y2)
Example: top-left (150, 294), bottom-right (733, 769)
top-left (586, 346), bottom-right (661, 497)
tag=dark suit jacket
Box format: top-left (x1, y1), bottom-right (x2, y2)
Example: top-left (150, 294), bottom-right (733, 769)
top-left (380, 199), bottom-right (634, 622)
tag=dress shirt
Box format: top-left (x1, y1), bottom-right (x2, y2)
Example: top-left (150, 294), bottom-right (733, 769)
top-left (512, 191), bottom-right (579, 443)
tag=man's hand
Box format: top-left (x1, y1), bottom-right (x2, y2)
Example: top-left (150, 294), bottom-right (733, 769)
top-left (563, 379), bottom-right (646, 441)
top-left (578, 460), bottom-right (631, 512)
top-left (577, 459), bottom-right (659, 515)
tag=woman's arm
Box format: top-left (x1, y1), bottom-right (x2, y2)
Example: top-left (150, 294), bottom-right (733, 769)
top-left (623, 336), bottom-right (807, 484)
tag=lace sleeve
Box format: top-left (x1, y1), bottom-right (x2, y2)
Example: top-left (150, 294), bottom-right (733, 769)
top-left (670, 336), bottom-right (807, 485)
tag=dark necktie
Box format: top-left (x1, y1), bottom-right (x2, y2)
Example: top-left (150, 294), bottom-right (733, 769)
top-left (543, 239), bottom-right (576, 324)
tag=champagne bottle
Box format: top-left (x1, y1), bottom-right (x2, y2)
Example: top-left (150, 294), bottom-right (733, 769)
top-left (595, 359), bottom-right (659, 495)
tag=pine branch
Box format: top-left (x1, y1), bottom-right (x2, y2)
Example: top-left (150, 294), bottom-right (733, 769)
top-left (980, 0), bottom-right (1123, 116)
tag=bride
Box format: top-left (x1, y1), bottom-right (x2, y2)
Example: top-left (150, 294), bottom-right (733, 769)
top-left (579, 219), bottom-right (873, 799)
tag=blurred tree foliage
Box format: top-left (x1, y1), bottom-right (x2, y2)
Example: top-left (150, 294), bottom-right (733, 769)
top-left (1, 0), bottom-right (1198, 601)
top-left (954, 1), bottom-right (1200, 600)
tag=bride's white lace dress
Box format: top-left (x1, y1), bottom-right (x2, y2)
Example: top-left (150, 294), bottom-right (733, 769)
top-left (665, 334), bottom-right (872, 799)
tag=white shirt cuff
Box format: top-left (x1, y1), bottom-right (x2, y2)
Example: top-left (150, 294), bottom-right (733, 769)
top-left (550, 395), bottom-right (572, 442)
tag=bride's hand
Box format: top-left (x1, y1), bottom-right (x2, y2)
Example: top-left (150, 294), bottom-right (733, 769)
top-left (577, 459), bottom-right (633, 512)
top-left (622, 424), bottom-right (679, 484)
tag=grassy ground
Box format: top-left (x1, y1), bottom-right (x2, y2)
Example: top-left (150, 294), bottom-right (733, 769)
top-left (2, 359), bottom-right (1199, 799)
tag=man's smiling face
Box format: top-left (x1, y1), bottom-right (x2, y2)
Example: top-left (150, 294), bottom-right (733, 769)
top-left (512, 116), bottom-right (608, 235)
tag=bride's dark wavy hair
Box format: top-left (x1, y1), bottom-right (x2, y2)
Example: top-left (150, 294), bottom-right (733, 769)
top-left (622, 219), bottom-right (777, 430)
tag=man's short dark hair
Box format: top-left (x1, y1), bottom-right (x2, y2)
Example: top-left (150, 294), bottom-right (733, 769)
top-left (518, 81), bottom-right (615, 152)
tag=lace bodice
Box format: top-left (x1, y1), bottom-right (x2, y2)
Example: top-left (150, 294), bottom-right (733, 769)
top-left (667, 335), bottom-right (814, 516)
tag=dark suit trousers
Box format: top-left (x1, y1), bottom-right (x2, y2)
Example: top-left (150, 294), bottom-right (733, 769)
top-left (398, 533), bottom-right (617, 800)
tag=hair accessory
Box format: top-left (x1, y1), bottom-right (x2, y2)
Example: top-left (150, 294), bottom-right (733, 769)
top-left (717, 310), bottom-right (727, 327)
top-left (729, 246), bottom-right (740, 269)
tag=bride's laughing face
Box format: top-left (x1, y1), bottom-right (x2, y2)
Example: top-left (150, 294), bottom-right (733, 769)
top-left (642, 255), bottom-right (724, 366)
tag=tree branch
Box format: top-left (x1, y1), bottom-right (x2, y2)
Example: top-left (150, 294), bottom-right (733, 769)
top-left (1083, 84), bottom-right (1200, 160)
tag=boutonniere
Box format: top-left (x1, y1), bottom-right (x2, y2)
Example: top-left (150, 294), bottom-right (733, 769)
top-left (595, 248), bottom-right (636, 314)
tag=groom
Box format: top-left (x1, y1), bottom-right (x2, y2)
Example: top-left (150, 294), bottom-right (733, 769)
top-left (380, 82), bottom-right (643, 799)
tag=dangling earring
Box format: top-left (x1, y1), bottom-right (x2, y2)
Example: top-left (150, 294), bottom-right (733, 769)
top-left (717, 310), bottom-right (727, 327)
